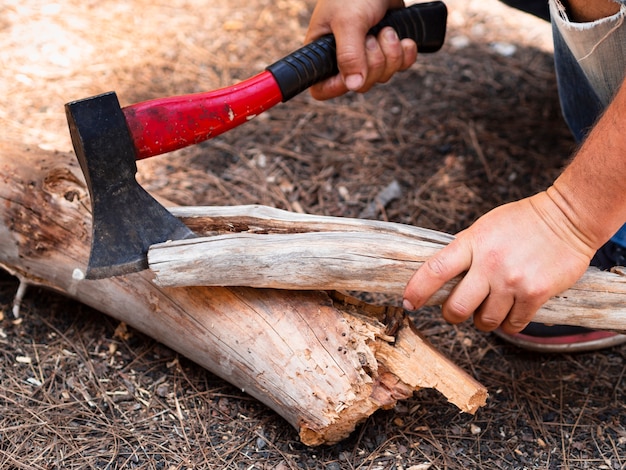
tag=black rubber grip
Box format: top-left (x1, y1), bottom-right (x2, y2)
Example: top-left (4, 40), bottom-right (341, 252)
top-left (266, 1), bottom-right (447, 102)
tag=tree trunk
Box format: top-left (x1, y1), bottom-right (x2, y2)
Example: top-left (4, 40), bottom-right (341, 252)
top-left (149, 205), bottom-right (626, 332)
top-left (0, 141), bottom-right (487, 446)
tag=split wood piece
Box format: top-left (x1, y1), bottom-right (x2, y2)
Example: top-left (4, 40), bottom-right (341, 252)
top-left (0, 141), bottom-right (486, 446)
top-left (149, 205), bottom-right (626, 332)
top-left (151, 204), bottom-right (453, 301)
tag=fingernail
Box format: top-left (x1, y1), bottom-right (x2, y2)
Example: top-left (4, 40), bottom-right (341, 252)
top-left (383, 27), bottom-right (398, 42)
top-left (344, 74), bottom-right (364, 91)
top-left (365, 35), bottom-right (378, 51)
top-left (402, 299), bottom-right (415, 311)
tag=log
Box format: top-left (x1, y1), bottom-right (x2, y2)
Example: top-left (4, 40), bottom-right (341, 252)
top-left (0, 141), bottom-right (487, 446)
top-left (148, 205), bottom-right (626, 332)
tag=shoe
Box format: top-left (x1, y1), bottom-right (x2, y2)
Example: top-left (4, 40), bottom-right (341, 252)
top-left (493, 323), bottom-right (626, 353)
top-left (495, 240), bottom-right (626, 353)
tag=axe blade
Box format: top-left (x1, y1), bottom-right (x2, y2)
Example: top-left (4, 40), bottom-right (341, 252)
top-left (65, 92), bottom-right (195, 279)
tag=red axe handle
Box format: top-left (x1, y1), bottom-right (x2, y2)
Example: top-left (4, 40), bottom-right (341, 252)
top-left (123, 1), bottom-right (448, 159)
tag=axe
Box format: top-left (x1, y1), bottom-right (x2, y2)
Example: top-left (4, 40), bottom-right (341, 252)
top-left (65, 2), bottom-right (448, 279)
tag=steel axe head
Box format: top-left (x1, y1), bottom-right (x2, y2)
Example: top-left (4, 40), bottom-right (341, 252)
top-left (65, 91), bottom-right (195, 279)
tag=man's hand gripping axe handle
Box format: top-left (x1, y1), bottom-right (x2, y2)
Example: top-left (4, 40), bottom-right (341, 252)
top-left (65, 2), bottom-right (447, 279)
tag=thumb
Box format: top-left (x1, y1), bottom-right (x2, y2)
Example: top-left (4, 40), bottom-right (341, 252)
top-left (332, 21), bottom-right (370, 91)
top-left (306, 18), bottom-right (373, 100)
top-left (332, 0), bottom-right (405, 89)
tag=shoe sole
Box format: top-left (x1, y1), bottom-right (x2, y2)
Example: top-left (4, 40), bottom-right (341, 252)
top-left (493, 329), bottom-right (626, 353)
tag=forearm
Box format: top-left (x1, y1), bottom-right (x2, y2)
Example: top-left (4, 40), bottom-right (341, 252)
top-left (403, 77), bottom-right (626, 333)
top-left (565, 0), bottom-right (620, 22)
top-left (550, 77), bottom-right (626, 250)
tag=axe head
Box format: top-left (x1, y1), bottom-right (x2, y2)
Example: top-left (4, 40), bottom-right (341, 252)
top-left (65, 91), bottom-right (195, 279)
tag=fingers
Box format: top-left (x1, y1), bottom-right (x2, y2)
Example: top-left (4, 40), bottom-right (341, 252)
top-left (309, 75), bottom-right (350, 102)
top-left (399, 38), bottom-right (418, 70)
top-left (404, 248), bottom-right (541, 334)
top-left (402, 227), bottom-right (548, 334)
top-left (310, 27), bottom-right (418, 100)
top-left (304, 0), bottom-right (415, 100)
top-left (403, 238), bottom-right (473, 312)
top-left (471, 291), bottom-right (513, 331)
top-left (500, 300), bottom-right (543, 334)
top-left (472, 291), bottom-right (545, 333)
top-left (402, 195), bottom-right (595, 334)
top-left (403, 240), bottom-right (516, 329)
top-left (307, 9), bottom-right (372, 100)
top-left (360, 28), bottom-right (417, 89)
top-left (442, 270), bottom-right (492, 326)
top-left (360, 28), bottom-right (403, 90)
top-left (308, 29), bottom-right (366, 99)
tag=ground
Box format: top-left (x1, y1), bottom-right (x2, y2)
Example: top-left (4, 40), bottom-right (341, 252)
top-left (1, 0), bottom-right (625, 468)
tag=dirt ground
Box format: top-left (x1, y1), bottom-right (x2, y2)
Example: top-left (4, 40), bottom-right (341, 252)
top-left (1, 0), bottom-right (625, 468)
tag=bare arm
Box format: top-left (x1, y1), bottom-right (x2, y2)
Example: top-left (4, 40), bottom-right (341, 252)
top-left (566, 0), bottom-right (620, 22)
top-left (403, 78), bottom-right (626, 333)
top-left (305, 0), bottom-right (626, 333)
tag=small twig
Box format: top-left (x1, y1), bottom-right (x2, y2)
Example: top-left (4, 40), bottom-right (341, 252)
top-left (12, 278), bottom-right (29, 319)
top-left (468, 120), bottom-right (493, 182)
top-left (359, 180), bottom-right (402, 219)
top-left (275, 111), bottom-right (316, 148)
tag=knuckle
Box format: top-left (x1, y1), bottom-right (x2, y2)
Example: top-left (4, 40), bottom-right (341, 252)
top-left (384, 49), bottom-right (402, 66)
top-left (496, 265), bottom-right (551, 302)
top-left (475, 315), bottom-right (502, 331)
top-left (443, 298), bottom-right (473, 323)
top-left (424, 255), bottom-right (448, 278)
top-left (336, 50), bottom-right (363, 70)
top-left (501, 310), bottom-right (535, 334)
top-left (516, 279), bottom-right (550, 302)
top-left (367, 53), bottom-right (386, 72)
top-left (500, 274), bottom-right (550, 304)
top-left (380, 40), bottom-right (402, 61)
top-left (526, 283), bottom-right (551, 301)
top-left (505, 317), bottom-right (531, 333)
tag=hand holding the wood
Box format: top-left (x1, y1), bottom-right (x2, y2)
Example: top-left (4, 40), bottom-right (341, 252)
top-left (402, 73), bottom-right (626, 334)
top-left (402, 191), bottom-right (596, 334)
top-left (304, 0), bottom-right (417, 100)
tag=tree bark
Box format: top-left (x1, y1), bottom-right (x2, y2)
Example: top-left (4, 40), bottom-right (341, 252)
top-left (0, 141), bottom-right (487, 446)
top-left (149, 205), bottom-right (626, 332)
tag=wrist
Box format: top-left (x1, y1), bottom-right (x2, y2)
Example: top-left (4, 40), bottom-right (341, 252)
top-left (530, 189), bottom-right (599, 258)
top-left (550, 164), bottom-right (626, 251)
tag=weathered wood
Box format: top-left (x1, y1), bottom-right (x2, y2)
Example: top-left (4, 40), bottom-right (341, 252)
top-left (149, 205), bottom-right (626, 332)
top-left (0, 141), bottom-right (487, 446)
top-left (150, 231), bottom-right (443, 294)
